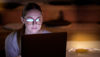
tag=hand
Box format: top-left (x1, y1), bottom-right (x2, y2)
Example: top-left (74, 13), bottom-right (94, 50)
top-left (16, 55), bottom-right (21, 57)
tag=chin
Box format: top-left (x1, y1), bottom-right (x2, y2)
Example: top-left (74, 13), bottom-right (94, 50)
top-left (31, 30), bottom-right (39, 33)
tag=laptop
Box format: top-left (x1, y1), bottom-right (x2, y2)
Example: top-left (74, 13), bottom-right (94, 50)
top-left (21, 32), bottom-right (67, 57)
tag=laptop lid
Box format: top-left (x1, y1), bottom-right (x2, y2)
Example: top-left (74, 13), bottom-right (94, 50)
top-left (21, 32), bottom-right (67, 57)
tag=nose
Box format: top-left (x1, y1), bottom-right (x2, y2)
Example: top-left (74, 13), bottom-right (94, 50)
top-left (32, 22), bottom-right (37, 25)
top-left (32, 21), bottom-right (37, 25)
top-left (32, 24), bottom-right (37, 28)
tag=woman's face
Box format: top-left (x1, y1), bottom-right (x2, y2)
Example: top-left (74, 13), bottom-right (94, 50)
top-left (22, 9), bottom-right (43, 33)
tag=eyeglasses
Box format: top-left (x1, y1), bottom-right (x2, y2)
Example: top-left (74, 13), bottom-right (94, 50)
top-left (25, 17), bottom-right (42, 25)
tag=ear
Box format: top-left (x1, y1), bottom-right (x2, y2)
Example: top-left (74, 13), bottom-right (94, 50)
top-left (21, 17), bottom-right (25, 24)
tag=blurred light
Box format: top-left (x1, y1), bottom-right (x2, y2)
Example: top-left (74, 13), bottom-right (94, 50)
top-left (67, 32), bottom-right (100, 50)
top-left (71, 32), bottom-right (98, 41)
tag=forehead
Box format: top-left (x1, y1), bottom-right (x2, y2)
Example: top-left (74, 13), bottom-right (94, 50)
top-left (25, 9), bottom-right (42, 19)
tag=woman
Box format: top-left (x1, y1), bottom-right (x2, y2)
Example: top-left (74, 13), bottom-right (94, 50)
top-left (5, 2), bottom-right (50, 57)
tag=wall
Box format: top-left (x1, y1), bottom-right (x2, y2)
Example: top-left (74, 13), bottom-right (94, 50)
top-left (1, 3), bottom-right (100, 25)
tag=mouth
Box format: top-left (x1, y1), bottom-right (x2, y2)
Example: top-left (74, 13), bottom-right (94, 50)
top-left (32, 27), bottom-right (37, 29)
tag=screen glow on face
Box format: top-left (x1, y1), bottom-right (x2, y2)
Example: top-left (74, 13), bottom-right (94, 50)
top-left (26, 18), bottom-right (40, 22)
top-left (36, 18), bottom-right (40, 22)
top-left (26, 18), bottom-right (34, 22)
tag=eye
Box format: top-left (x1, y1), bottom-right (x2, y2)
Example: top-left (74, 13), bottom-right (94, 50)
top-left (26, 19), bottom-right (34, 22)
top-left (36, 18), bottom-right (40, 22)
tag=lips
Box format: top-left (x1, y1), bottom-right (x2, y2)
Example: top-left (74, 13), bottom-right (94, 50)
top-left (32, 27), bottom-right (37, 29)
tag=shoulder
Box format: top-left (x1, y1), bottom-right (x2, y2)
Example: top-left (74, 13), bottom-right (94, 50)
top-left (5, 32), bottom-right (17, 44)
top-left (5, 31), bottom-right (18, 51)
top-left (7, 32), bottom-right (17, 37)
top-left (5, 31), bottom-right (19, 57)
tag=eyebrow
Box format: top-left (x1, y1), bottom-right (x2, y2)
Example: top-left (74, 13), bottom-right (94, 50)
top-left (25, 16), bottom-right (41, 20)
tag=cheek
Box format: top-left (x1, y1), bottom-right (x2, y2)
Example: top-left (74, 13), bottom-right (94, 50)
top-left (36, 25), bottom-right (42, 29)
top-left (25, 24), bottom-right (32, 29)
top-left (25, 24), bottom-right (42, 30)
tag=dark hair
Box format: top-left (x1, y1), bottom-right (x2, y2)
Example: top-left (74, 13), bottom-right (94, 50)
top-left (22, 2), bottom-right (42, 18)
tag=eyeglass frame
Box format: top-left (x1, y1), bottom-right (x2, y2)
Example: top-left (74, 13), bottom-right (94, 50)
top-left (24, 17), bottom-right (42, 25)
